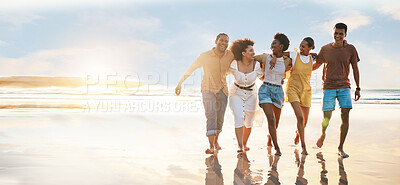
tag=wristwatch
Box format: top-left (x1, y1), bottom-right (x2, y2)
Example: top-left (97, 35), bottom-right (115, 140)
top-left (356, 87), bottom-right (361, 91)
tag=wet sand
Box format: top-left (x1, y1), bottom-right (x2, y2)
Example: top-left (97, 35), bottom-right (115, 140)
top-left (0, 102), bottom-right (399, 184)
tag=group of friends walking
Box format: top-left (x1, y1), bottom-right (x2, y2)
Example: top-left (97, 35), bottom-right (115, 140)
top-left (175, 23), bottom-right (360, 158)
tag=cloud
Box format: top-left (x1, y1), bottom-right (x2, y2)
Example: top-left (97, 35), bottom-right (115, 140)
top-left (354, 41), bottom-right (400, 89)
top-left (77, 11), bottom-right (162, 35)
top-left (379, 3), bottom-right (400, 21)
top-left (0, 38), bottom-right (168, 76)
top-left (0, 0), bottom-right (192, 12)
top-left (0, 13), bottom-right (43, 30)
top-left (318, 11), bottom-right (372, 34)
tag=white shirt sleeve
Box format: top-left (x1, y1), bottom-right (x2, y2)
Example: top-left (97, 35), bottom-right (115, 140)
top-left (255, 62), bottom-right (263, 78)
top-left (289, 51), bottom-right (297, 67)
top-left (228, 60), bottom-right (237, 75)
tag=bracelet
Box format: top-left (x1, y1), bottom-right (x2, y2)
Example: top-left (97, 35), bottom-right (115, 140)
top-left (356, 87), bottom-right (361, 91)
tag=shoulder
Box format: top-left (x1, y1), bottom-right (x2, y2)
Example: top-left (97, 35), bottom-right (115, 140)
top-left (283, 55), bottom-right (292, 62)
top-left (321, 43), bottom-right (331, 50)
top-left (345, 44), bottom-right (357, 51)
top-left (226, 49), bottom-right (234, 56)
top-left (200, 50), bottom-right (212, 57)
top-left (230, 60), bottom-right (238, 68)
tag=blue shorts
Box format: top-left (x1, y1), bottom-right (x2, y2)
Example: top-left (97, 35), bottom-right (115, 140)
top-left (258, 83), bottom-right (284, 109)
top-left (322, 88), bottom-right (352, 111)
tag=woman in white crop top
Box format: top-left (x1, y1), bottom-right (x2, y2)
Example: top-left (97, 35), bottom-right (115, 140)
top-left (255, 33), bottom-right (292, 156)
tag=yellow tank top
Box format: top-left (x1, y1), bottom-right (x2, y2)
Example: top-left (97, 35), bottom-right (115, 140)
top-left (286, 53), bottom-right (313, 93)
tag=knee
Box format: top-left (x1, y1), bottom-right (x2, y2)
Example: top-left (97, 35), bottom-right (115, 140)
top-left (297, 116), bottom-right (304, 125)
top-left (266, 115), bottom-right (275, 124)
top-left (341, 108), bottom-right (350, 118)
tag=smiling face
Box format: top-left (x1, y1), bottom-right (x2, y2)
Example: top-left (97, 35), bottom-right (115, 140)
top-left (333, 28), bottom-right (346, 43)
top-left (270, 39), bottom-right (282, 55)
top-left (215, 35), bottom-right (229, 53)
top-left (242, 45), bottom-right (255, 61)
top-left (299, 40), bottom-right (312, 55)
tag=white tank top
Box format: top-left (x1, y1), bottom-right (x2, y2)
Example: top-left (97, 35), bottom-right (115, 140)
top-left (263, 55), bottom-right (285, 85)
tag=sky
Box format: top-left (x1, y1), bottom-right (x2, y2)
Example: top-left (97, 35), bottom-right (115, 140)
top-left (0, 0), bottom-right (399, 89)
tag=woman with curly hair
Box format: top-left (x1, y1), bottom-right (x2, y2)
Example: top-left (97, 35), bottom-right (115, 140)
top-left (229, 38), bottom-right (263, 153)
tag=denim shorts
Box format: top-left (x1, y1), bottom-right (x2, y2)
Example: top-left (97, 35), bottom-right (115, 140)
top-left (322, 88), bottom-right (352, 111)
top-left (258, 83), bottom-right (284, 109)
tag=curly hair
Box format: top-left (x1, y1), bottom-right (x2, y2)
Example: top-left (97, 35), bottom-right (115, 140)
top-left (274, 33), bottom-right (290, 51)
top-left (229, 38), bottom-right (255, 61)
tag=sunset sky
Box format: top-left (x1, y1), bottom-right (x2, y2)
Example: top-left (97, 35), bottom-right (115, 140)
top-left (0, 0), bottom-right (399, 89)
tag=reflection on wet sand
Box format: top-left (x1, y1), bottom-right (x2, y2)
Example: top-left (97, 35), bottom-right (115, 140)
top-left (234, 153), bottom-right (263, 185)
top-left (338, 157), bottom-right (348, 185)
top-left (265, 146), bottom-right (280, 185)
top-left (317, 152), bottom-right (328, 185)
top-left (317, 152), bottom-right (348, 185)
top-left (205, 153), bottom-right (224, 185)
top-left (294, 149), bottom-right (308, 185)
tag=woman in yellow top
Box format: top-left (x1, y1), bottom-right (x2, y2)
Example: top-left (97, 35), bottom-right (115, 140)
top-left (270, 37), bottom-right (316, 155)
top-left (286, 37), bottom-right (316, 155)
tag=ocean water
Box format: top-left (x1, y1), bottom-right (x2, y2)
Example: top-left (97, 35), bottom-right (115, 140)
top-left (0, 88), bottom-right (399, 112)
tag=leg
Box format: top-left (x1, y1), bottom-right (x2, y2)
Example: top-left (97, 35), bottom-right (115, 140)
top-left (317, 89), bottom-right (336, 148)
top-left (206, 135), bottom-right (216, 154)
top-left (202, 91), bottom-right (217, 153)
top-left (215, 133), bottom-right (221, 150)
top-left (301, 106), bottom-right (310, 129)
top-left (235, 126), bottom-right (244, 152)
top-left (243, 126), bottom-right (252, 151)
top-left (338, 108), bottom-right (350, 158)
top-left (294, 106), bottom-right (310, 145)
top-left (215, 90), bottom-right (228, 150)
top-left (316, 111), bottom-right (332, 148)
top-left (290, 101), bottom-right (308, 155)
top-left (260, 103), bottom-right (281, 156)
top-left (337, 88), bottom-right (352, 158)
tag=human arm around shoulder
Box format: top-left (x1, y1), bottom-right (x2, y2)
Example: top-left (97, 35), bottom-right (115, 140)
top-left (313, 48), bottom-right (325, 71)
top-left (254, 53), bottom-right (267, 67)
top-left (283, 55), bottom-right (292, 72)
top-left (175, 56), bottom-right (202, 96)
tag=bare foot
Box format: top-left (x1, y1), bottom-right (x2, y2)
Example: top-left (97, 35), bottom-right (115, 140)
top-left (267, 146), bottom-right (272, 156)
top-left (215, 143), bottom-right (222, 150)
top-left (316, 135), bottom-right (326, 148)
top-left (275, 148), bottom-right (282, 156)
top-left (301, 147), bottom-right (308, 155)
top-left (316, 152), bottom-right (325, 162)
top-left (294, 133), bottom-right (299, 145)
top-left (338, 150), bottom-right (349, 158)
top-left (244, 146), bottom-right (250, 151)
top-left (267, 135), bottom-right (272, 147)
top-left (237, 148), bottom-right (243, 153)
top-left (205, 148), bottom-right (214, 154)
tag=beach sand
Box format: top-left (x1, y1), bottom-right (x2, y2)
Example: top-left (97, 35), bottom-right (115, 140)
top-left (0, 98), bottom-right (399, 184)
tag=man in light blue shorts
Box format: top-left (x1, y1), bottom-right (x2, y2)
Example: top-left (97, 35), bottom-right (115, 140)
top-left (313, 23), bottom-right (361, 158)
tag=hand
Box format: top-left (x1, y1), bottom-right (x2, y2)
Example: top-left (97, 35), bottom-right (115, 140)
top-left (354, 89), bottom-right (360, 101)
top-left (343, 40), bottom-right (348, 47)
top-left (310, 53), bottom-right (317, 60)
top-left (269, 55), bottom-right (277, 70)
top-left (175, 84), bottom-right (182, 96)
